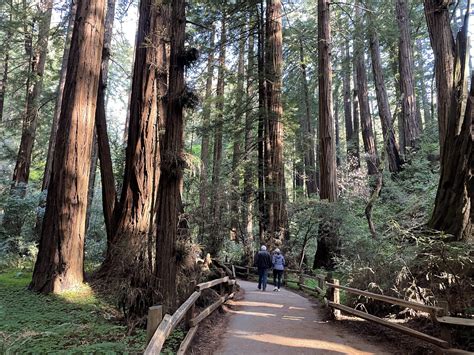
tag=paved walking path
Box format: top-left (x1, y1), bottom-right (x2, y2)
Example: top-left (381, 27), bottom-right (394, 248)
top-left (216, 280), bottom-right (391, 354)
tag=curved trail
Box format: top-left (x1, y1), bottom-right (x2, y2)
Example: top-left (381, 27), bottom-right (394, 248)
top-left (216, 280), bottom-right (390, 354)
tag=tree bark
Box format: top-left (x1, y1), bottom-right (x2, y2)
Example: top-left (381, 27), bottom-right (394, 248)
top-left (257, 1), bottom-right (267, 243)
top-left (396, 0), bottom-right (421, 150)
top-left (265, 0), bottom-right (289, 248)
top-left (242, 23), bottom-right (255, 264)
top-left (95, 0), bottom-right (118, 245)
top-left (209, 14), bottom-right (226, 256)
top-left (318, 0), bottom-right (337, 202)
top-left (30, 0), bottom-right (106, 293)
top-left (42, 0), bottom-right (77, 192)
top-left (230, 25), bottom-right (246, 241)
top-left (12, 0), bottom-right (53, 191)
top-left (100, 0), bottom-right (167, 274)
top-left (355, 4), bottom-right (378, 175)
top-left (343, 42), bottom-right (353, 162)
top-left (155, 0), bottom-right (186, 311)
top-left (369, 27), bottom-right (402, 173)
top-left (424, 0), bottom-right (454, 158)
top-left (352, 64), bottom-right (361, 170)
top-left (0, 3), bottom-right (12, 123)
top-left (198, 26), bottom-right (215, 241)
top-left (425, 2), bottom-right (473, 241)
top-left (299, 38), bottom-right (318, 196)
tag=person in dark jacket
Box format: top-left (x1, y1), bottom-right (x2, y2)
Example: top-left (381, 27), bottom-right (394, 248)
top-left (272, 248), bottom-right (285, 291)
top-left (254, 245), bottom-right (272, 291)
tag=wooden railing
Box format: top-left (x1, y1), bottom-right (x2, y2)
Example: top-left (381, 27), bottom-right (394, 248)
top-left (228, 264), bottom-right (473, 351)
top-left (144, 276), bottom-right (236, 354)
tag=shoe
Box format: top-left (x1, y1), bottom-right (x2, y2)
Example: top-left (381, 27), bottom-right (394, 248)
top-left (277, 288), bottom-right (281, 292)
top-left (273, 287), bottom-right (278, 291)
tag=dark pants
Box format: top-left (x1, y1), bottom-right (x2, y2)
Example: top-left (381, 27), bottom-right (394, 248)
top-left (273, 269), bottom-right (283, 289)
top-left (258, 267), bottom-right (268, 290)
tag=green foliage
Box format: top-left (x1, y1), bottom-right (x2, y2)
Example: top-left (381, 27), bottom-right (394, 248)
top-left (0, 268), bottom-right (146, 353)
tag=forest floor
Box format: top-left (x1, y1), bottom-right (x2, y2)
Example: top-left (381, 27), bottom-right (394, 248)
top-left (190, 280), bottom-right (442, 355)
top-left (0, 268), bottom-right (146, 353)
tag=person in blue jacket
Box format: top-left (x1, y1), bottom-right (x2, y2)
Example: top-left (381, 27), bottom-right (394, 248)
top-left (272, 248), bottom-right (285, 291)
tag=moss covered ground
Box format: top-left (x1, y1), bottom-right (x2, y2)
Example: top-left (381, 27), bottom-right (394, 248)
top-left (0, 268), bottom-right (145, 353)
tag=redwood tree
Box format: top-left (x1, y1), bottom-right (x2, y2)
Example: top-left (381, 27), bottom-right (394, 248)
top-left (155, 0), bottom-right (186, 310)
top-left (30, 0), bottom-right (106, 293)
top-left (396, 0), bottom-right (421, 150)
top-left (265, 0), bottom-right (289, 248)
top-left (100, 0), bottom-right (168, 274)
top-left (425, 1), bottom-right (473, 241)
top-left (314, 0), bottom-right (338, 269)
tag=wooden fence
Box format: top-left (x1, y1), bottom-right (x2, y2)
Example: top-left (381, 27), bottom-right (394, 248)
top-left (228, 264), bottom-right (474, 351)
top-left (144, 276), bottom-right (236, 354)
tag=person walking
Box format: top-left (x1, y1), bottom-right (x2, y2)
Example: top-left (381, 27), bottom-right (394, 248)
top-left (272, 248), bottom-right (285, 291)
top-left (254, 245), bottom-right (272, 291)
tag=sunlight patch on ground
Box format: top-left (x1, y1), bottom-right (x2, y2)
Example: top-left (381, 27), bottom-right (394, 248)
top-left (227, 309), bottom-right (277, 318)
top-left (288, 306), bottom-right (306, 310)
top-left (233, 301), bottom-right (284, 308)
top-left (230, 331), bottom-right (378, 354)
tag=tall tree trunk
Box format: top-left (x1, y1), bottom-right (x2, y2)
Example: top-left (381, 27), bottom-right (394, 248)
top-left (230, 25), bottom-right (246, 241)
top-left (242, 23), bottom-right (255, 264)
top-left (424, 0), bottom-right (455, 160)
top-left (3, 0), bottom-right (53, 238)
top-left (30, 0), bottom-right (106, 293)
top-left (299, 38), bottom-right (318, 196)
top-left (369, 27), bottom-right (402, 173)
top-left (257, 1), bottom-right (267, 243)
top-left (42, 0), bottom-right (77, 192)
top-left (209, 14), bottom-right (226, 256)
top-left (12, 0), bottom-right (53, 191)
top-left (343, 42), bottom-right (353, 162)
top-left (265, 0), bottom-right (288, 248)
top-left (198, 26), bottom-right (215, 241)
top-left (0, 4), bottom-right (12, 123)
top-left (318, 0), bottom-right (337, 203)
top-left (100, 0), bottom-right (167, 274)
top-left (355, 5), bottom-right (378, 175)
top-left (334, 82), bottom-right (341, 167)
top-left (95, 0), bottom-right (118, 246)
top-left (396, 0), bottom-right (420, 150)
top-left (315, 0), bottom-right (338, 270)
top-left (352, 64), bottom-right (361, 170)
top-left (155, 0), bottom-right (186, 311)
top-left (425, 1), bottom-right (473, 241)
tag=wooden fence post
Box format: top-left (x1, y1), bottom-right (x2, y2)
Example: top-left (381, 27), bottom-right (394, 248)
top-left (146, 305), bottom-right (163, 344)
top-left (298, 273), bottom-right (304, 290)
top-left (231, 264), bottom-right (236, 279)
top-left (326, 273), bottom-right (340, 319)
top-left (246, 266), bottom-right (250, 279)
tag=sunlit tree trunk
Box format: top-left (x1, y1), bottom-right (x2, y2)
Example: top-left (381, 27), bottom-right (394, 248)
top-left (30, 0), bottom-right (106, 293)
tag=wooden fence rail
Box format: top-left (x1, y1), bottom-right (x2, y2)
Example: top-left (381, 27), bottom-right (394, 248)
top-left (144, 276), bottom-right (235, 354)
